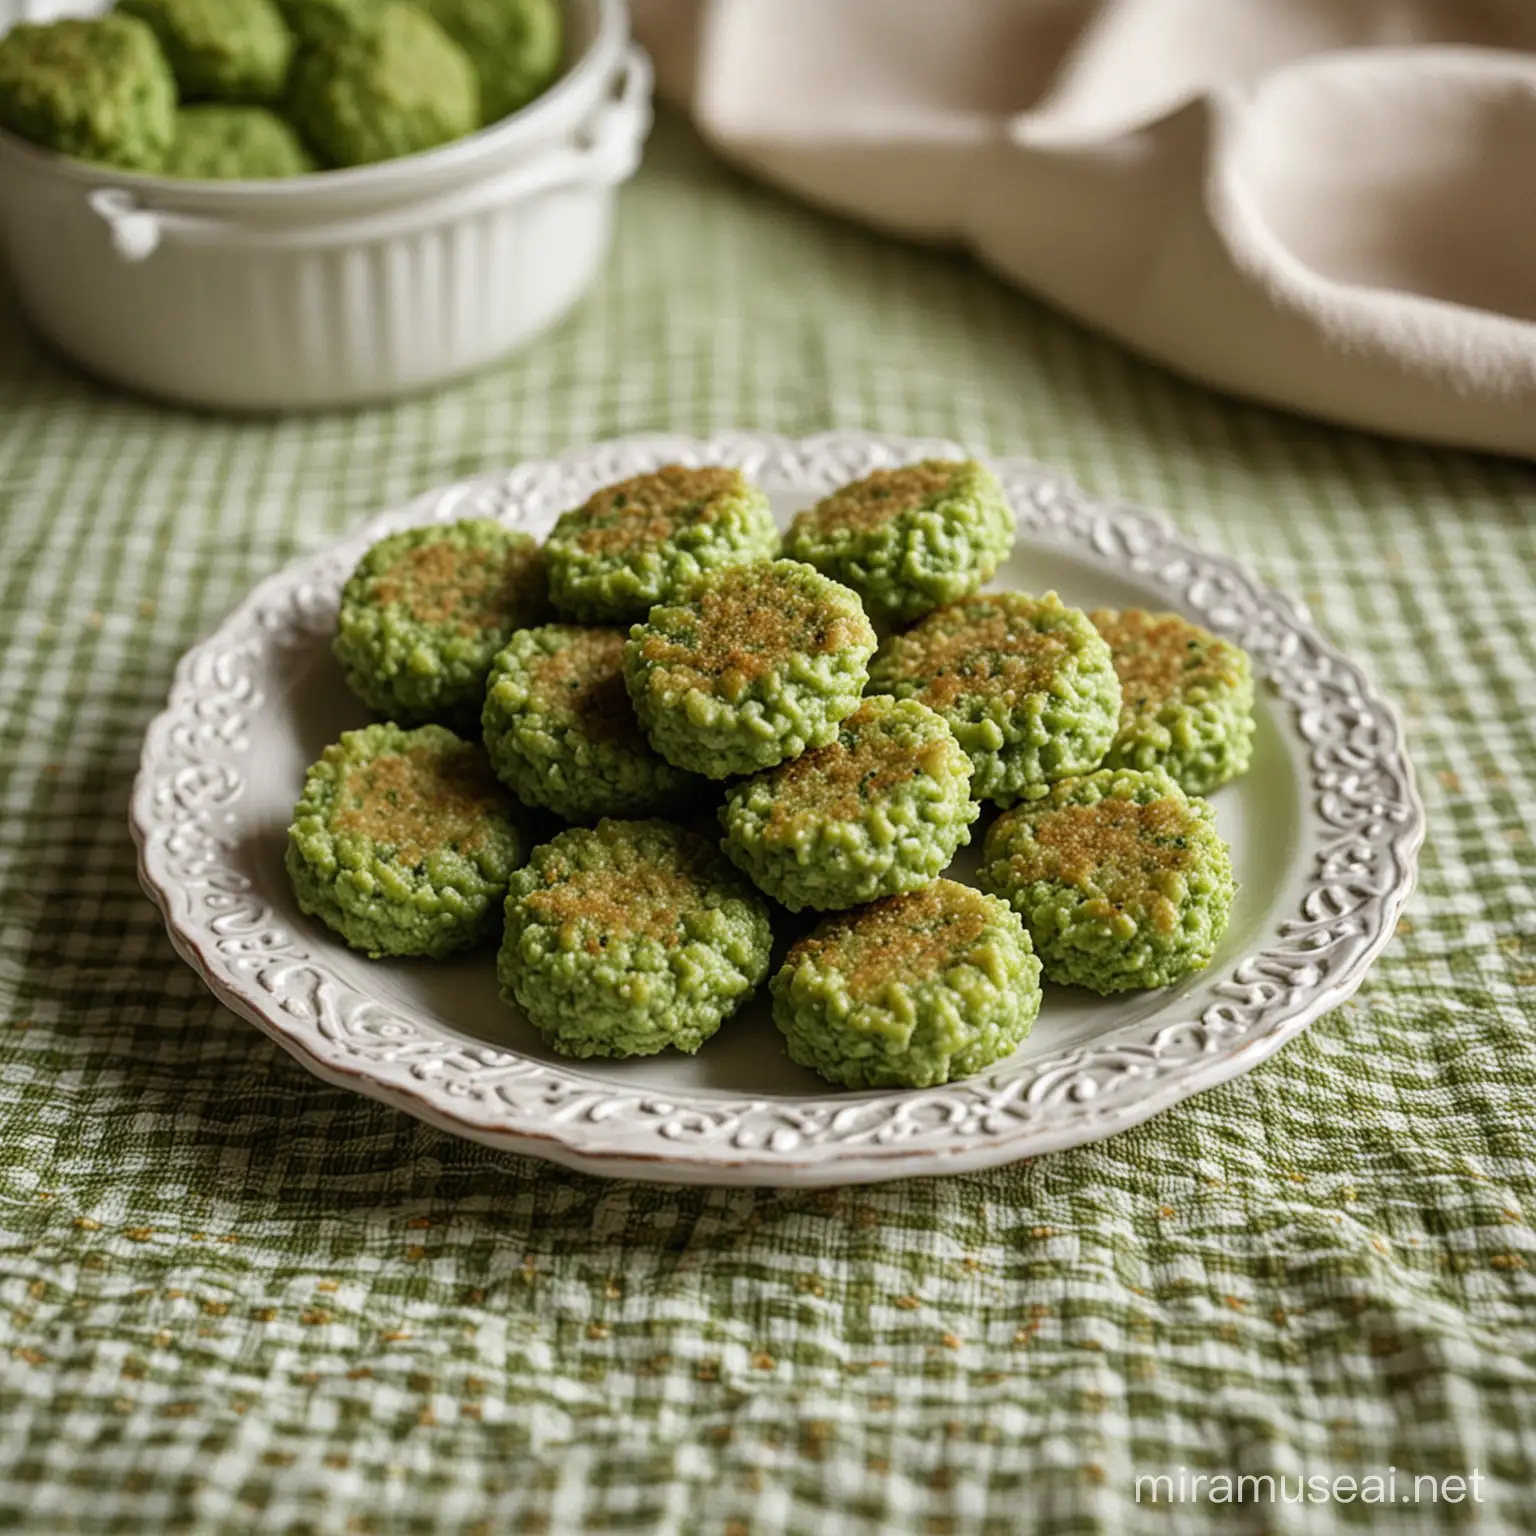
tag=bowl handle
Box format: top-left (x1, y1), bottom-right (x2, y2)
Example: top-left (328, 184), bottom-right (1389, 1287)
top-left (86, 189), bottom-right (179, 262)
top-left (83, 44), bottom-right (654, 262)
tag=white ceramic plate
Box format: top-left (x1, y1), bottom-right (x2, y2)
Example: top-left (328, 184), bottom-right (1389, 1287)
top-left (130, 432), bottom-right (1424, 1185)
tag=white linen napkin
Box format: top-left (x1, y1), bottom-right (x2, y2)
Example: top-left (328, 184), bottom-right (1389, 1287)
top-left (634, 0), bottom-right (1536, 458)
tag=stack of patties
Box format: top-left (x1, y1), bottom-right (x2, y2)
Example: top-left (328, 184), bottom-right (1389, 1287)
top-left (285, 456), bottom-right (1253, 1092)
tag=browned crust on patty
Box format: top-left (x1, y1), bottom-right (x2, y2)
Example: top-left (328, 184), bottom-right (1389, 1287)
top-left (760, 700), bottom-right (957, 834)
top-left (525, 628), bottom-right (636, 744)
top-left (793, 462), bottom-right (959, 537)
top-left (881, 594), bottom-right (1071, 710)
top-left (336, 744), bottom-right (500, 863)
top-left (1089, 608), bottom-right (1244, 714)
top-left (373, 535), bottom-right (539, 635)
top-left (786, 880), bottom-right (994, 1002)
top-left (571, 466), bottom-right (747, 556)
top-left (999, 797), bottom-right (1198, 935)
top-left (522, 860), bottom-right (697, 951)
top-left (634, 563), bottom-right (870, 700)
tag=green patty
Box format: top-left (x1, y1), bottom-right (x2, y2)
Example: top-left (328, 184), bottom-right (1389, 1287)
top-left (287, 1), bottom-right (478, 168)
top-left (868, 590), bottom-right (1121, 807)
top-left (286, 722), bottom-right (524, 959)
top-left (0, 15), bottom-right (176, 171)
top-left (119, 0), bottom-right (295, 103)
top-left (545, 465), bottom-right (780, 624)
top-left (499, 819), bottom-right (773, 1059)
top-left (623, 558), bottom-right (877, 780)
top-left (720, 695), bottom-right (978, 912)
top-left (163, 105), bottom-right (316, 177)
top-left (784, 458), bottom-right (1014, 627)
top-left (1091, 608), bottom-right (1256, 796)
top-left (772, 879), bottom-right (1042, 1090)
top-left (979, 767), bottom-right (1234, 994)
top-left (483, 624), bottom-right (699, 823)
top-left (333, 518), bottom-right (545, 729)
top-left (421, 0), bottom-right (560, 124)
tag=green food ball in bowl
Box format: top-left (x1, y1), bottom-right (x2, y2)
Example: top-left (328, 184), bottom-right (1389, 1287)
top-left (422, 0), bottom-right (562, 125)
top-left (118, 0), bottom-right (295, 104)
top-left (164, 104), bottom-right (316, 178)
top-left (0, 15), bottom-right (176, 171)
top-left (277, 0), bottom-right (385, 50)
top-left (287, 1), bottom-right (479, 168)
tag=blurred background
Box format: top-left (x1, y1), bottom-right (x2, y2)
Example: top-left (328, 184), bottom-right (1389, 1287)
top-left (1, 0), bottom-right (1534, 446)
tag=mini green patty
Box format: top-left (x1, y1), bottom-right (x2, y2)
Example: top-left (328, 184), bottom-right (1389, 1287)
top-left (784, 458), bottom-right (1014, 627)
top-left (624, 559), bottom-right (877, 780)
top-left (0, 15), bottom-right (176, 171)
top-left (163, 105), bottom-right (316, 178)
top-left (499, 819), bottom-right (773, 1058)
top-left (772, 879), bottom-right (1041, 1090)
top-left (545, 465), bottom-right (780, 624)
top-left (868, 590), bottom-right (1121, 807)
top-left (286, 722), bottom-right (523, 959)
top-left (483, 625), bottom-right (698, 822)
top-left (979, 767), bottom-right (1234, 994)
top-left (1091, 608), bottom-right (1256, 796)
top-left (334, 518), bottom-right (544, 728)
top-left (421, 0), bottom-right (561, 124)
top-left (287, 1), bottom-right (478, 167)
top-left (720, 696), bottom-right (978, 912)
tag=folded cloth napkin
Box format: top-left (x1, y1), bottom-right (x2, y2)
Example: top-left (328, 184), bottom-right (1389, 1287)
top-left (634, 0), bottom-right (1536, 459)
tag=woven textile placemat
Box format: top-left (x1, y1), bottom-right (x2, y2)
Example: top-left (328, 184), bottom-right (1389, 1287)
top-left (1, 117), bottom-right (1532, 1535)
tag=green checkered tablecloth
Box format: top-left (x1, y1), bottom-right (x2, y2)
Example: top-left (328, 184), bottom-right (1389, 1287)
top-left (1, 115), bottom-right (1533, 1535)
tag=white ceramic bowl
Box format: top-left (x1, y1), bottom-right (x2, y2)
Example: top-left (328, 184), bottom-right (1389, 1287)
top-left (0, 0), bottom-right (650, 409)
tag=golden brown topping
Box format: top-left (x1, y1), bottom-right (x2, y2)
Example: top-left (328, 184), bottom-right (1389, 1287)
top-left (760, 701), bottom-right (951, 835)
top-left (523, 861), bottom-right (696, 950)
top-left (788, 882), bottom-right (992, 1001)
top-left (336, 745), bottom-right (500, 863)
top-left (1014, 797), bottom-right (1194, 934)
top-left (375, 536), bottom-right (538, 635)
top-left (887, 597), bottom-right (1066, 710)
top-left (1091, 609), bottom-right (1239, 715)
top-left (795, 462), bottom-right (957, 536)
top-left (637, 564), bottom-right (872, 697)
top-left (527, 629), bottom-right (636, 744)
top-left (571, 466), bottom-right (745, 555)
top-left (914, 736), bottom-right (957, 777)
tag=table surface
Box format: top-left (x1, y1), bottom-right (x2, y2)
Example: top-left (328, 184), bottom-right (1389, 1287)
top-left (1, 116), bottom-right (1532, 1535)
